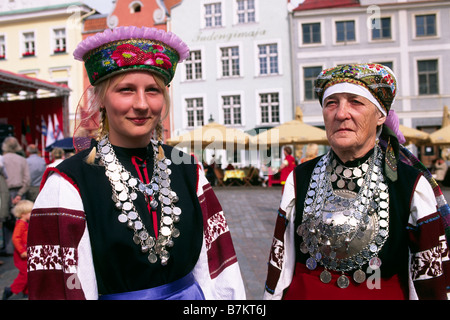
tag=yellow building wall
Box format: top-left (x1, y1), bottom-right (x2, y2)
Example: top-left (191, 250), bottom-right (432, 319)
top-left (0, 11), bottom-right (87, 135)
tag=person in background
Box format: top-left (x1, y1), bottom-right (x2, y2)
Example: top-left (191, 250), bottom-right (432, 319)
top-left (0, 154), bottom-right (9, 264)
top-left (433, 158), bottom-right (448, 187)
top-left (27, 26), bottom-right (245, 300)
top-left (264, 63), bottom-right (449, 300)
top-left (279, 146), bottom-right (296, 189)
top-left (1, 137), bottom-right (30, 256)
top-left (47, 147), bottom-right (65, 168)
top-left (301, 144), bottom-right (319, 163)
top-left (26, 144), bottom-right (46, 201)
top-left (2, 199), bottom-right (33, 300)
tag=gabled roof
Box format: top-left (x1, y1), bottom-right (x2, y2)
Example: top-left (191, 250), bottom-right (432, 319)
top-left (0, 69), bottom-right (70, 97)
top-left (294, 0), bottom-right (360, 11)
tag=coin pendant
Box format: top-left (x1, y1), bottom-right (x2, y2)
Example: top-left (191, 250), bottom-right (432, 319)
top-left (353, 269), bottom-right (366, 284)
top-left (148, 253), bottom-right (157, 264)
top-left (337, 274), bottom-right (350, 288)
top-left (320, 269), bottom-right (332, 284)
top-left (306, 257), bottom-right (318, 270)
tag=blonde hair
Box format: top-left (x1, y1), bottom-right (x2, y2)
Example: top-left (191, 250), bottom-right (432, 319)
top-left (12, 199), bottom-right (34, 218)
top-left (85, 71), bottom-right (170, 164)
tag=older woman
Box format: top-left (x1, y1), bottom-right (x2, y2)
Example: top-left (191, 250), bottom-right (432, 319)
top-left (264, 64), bottom-right (449, 300)
top-left (27, 26), bottom-right (245, 300)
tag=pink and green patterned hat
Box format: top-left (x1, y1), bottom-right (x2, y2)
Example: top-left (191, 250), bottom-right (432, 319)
top-left (74, 26), bottom-right (189, 86)
top-left (314, 63), bottom-right (397, 115)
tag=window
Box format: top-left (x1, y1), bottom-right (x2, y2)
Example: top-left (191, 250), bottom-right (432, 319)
top-left (260, 93), bottom-right (279, 124)
top-left (336, 20), bottom-right (355, 43)
top-left (205, 3), bottom-right (222, 27)
top-left (302, 23), bottom-right (321, 44)
top-left (53, 28), bottom-right (66, 54)
top-left (222, 95), bottom-right (242, 125)
top-left (186, 98), bottom-right (204, 127)
top-left (416, 14), bottom-right (436, 37)
top-left (185, 50), bottom-right (203, 80)
top-left (130, 1), bottom-right (142, 13)
top-left (371, 17), bottom-right (391, 40)
top-left (258, 44), bottom-right (278, 75)
top-left (221, 46), bottom-right (240, 77)
top-left (418, 60), bottom-right (438, 95)
top-left (237, 0), bottom-right (255, 24)
top-left (0, 36), bottom-right (5, 59)
top-left (22, 32), bottom-right (35, 57)
top-left (304, 66), bottom-right (322, 100)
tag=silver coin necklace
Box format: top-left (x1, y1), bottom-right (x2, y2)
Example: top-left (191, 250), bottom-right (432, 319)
top-left (298, 145), bottom-right (389, 288)
top-left (98, 136), bottom-right (181, 266)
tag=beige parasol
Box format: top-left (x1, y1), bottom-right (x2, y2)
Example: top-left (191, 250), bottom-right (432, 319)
top-left (398, 125), bottom-right (430, 146)
top-left (252, 107), bottom-right (329, 146)
top-left (428, 106), bottom-right (450, 146)
top-left (166, 122), bottom-right (251, 149)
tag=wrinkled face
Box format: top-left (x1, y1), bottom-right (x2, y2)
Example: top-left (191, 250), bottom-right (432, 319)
top-left (103, 71), bottom-right (165, 148)
top-left (323, 92), bottom-right (386, 162)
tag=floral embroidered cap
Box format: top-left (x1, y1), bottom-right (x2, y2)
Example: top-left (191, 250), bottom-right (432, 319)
top-left (74, 26), bottom-right (190, 85)
top-left (314, 63), bottom-right (397, 115)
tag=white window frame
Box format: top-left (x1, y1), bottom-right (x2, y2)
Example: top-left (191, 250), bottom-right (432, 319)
top-left (217, 42), bottom-right (243, 79)
top-left (413, 56), bottom-right (442, 96)
top-left (183, 94), bottom-right (207, 129)
top-left (51, 27), bottom-right (67, 54)
top-left (233, 0), bottom-right (258, 25)
top-left (412, 11), bottom-right (440, 40)
top-left (299, 63), bottom-right (324, 102)
top-left (219, 90), bottom-right (245, 126)
top-left (332, 17), bottom-right (359, 46)
top-left (368, 14), bottom-right (396, 43)
top-left (299, 18), bottom-right (325, 47)
top-left (21, 30), bottom-right (36, 57)
top-left (0, 34), bottom-right (6, 59)
top-left (256, 88), bottom-right (283, 125)
top-left (254, 39), bottom-right (282, 77)
top-left (201, 0), bottom-right (224, 29)
top-left (184, 48), bottom-right (205, 81)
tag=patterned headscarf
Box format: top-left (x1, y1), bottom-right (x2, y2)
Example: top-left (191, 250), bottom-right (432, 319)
top-left (314, 63), bottom-right (397, 115)
top-left (74, 26), bottom-right (189, 86)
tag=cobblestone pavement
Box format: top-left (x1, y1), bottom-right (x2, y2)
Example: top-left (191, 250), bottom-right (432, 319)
top-left (213, 186), bottom-right (282, 300)
top-left (0, 186), bottom-right (282, 300)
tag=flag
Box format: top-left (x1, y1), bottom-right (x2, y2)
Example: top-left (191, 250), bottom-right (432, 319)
top-left (41, 115), bottom-right (47, 137)
top-left (53, 113), bottom-right (64, 141)
top-left (21, 119), bottom-right (28, 148)
top-left (41, 115), bottom-right (47, 153)
top-left (46, 114), bottom-right (56, 147)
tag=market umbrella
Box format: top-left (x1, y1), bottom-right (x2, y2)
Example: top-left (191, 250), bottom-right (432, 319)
top-left (252, 107), bottom-right (329, 146)
top-left (398, 125), bottom-right (429, 146)
top-left (428, 106), bottom-right (450, 146)
top-left (429, 125), bottom-right (450, 146)
top-left (166, 122), bottom-right (251, 149)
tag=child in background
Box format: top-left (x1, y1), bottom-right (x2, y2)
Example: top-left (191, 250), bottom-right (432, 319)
top-left (2, 200), bottom-right (33, 300)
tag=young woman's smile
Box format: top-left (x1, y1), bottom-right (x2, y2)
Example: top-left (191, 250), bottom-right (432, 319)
top-left (103, 71), bottom-right (165, 148)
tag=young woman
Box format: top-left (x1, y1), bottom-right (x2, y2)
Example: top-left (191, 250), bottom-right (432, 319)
top-left (27, 26), bottom-right (245, 300)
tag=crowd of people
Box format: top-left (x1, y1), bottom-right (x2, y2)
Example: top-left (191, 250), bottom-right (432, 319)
top-left (1, 25), bottom-right (449, 301)
top-left (0, 137), bottom-right (68, 299)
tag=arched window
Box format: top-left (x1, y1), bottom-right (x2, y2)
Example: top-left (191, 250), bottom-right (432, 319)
top-left (129, 1), bottom-right (143, 13)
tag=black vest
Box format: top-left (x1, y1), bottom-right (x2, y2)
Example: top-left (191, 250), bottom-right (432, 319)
top-left (56, 142), bottom-right (203, 295)
top-left (293, 155), bottom-right (420, 279)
